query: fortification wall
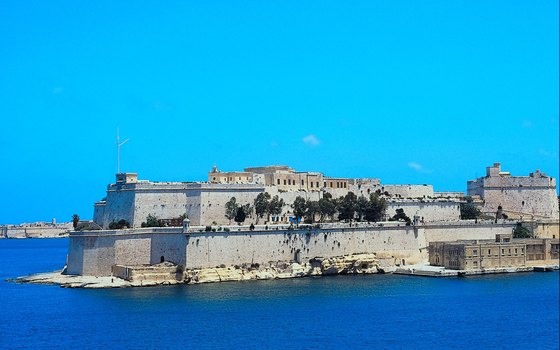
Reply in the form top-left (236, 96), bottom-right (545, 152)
top-left (184, 226), bottom-right (422, 269)
top-left (477, 188), bottom-right (559, 219)
top-left (387, 201), bottom-right (460, 222)
top-left (199, 187), bottom-right (264, 225)
top-left (67, 222), bottom-right (520, 276)
top-left (101, 189), bottom-right (136, 229)
top-left (67, 229), bottom-right (187, 276)
top-left (421, 222), bottom-right (516, 246)
top-left (382, 185), bottom-right (434, 198)
top-left (133, 190), bottom-right (189, 227)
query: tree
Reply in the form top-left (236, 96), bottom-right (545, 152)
top-left (72, 214), bottom-right (80, 230)
top-left (142, 214), bottom-right (163, 227)
top-left (110, 219), bottom-right (130, 229)
top-left (513, 223), bottom-right (532, 238)
top-left (318, 194), bottom-right (336, 222)
top-left (234, 207), bottom-right (246, 224)
top-left (292, 196), bottom-right (307, 223)
top-left (460, 197), bottom-right (482, 220)
top-left (304, 200), bottom-right (320, 224)
top-left (364, 193), bottom-right (387, 222)
top-left (267, 195), bottom-right (285, 220)
top-left (356, 196), bottom-right (369, 221)
top-left (254, 192), bottom-right (271, 224)
top-left (242, 203), bottom-right (253, 219)
top-left (337, 192), bottom-right (358, 222)
top-left (225, 197), bottom-right (238, 224)
top-left (389, 208), bottom-right (411, 225)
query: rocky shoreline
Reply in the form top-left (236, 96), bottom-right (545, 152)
top-left (13, 253), bottom-right (397, 288)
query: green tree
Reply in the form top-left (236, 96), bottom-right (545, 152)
top-left (234, 207), bottom-right (246, 224)
top-left (305, 200), bottom-right (320, 223)
top-left (72, 214), bottom-right (80, 230)
top-left (254, 192), bottom-right (271, 224)
top-left (225, 197), bottom-right (238, 224)
top-left (267, 195), bottom-right (285, 219)
top-left (318, 193), bottom-right (336, 222)
top-left (242, 203), bottom-right (253, 219)
top-left (364, 193), bottom-right (387, 222)
top-left (337, 192), bottom-right (357, 222)
top-left (356, 196), bottom-right (369, 221)
top-left (389, 208), bottom-right (411, 225)
top-left (292, 196), bottom-right (307, 223)
top-left (460, 197), bottom-right (482, 220)
top-left (513, 223), bottom-right (532, 238)
top-left (110, 219), bottom-right (131, 229)
top-left (142, 214), bottom-right (163, 227)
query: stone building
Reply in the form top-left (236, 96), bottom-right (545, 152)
top-left (467, 163), bottom-right (559, 220)
top-left (93, 165), bottom-right (469, 229)
top-left (429, 233), bottom-right (559, 271)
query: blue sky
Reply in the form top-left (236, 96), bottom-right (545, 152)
top-left (0, 1), bottom-right (558, 224)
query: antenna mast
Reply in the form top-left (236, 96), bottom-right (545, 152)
top-left (116, 127), bottom-right (129, 174)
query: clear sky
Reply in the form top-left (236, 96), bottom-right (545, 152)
top-left (0, 1), bottom-right (558, 224)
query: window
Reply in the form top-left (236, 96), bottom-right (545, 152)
top-left (284, 180), bottom-right (286, 185)
top-left (502, 249), bottom-right (505, 255)
top-left (473, 249), bottom-right (478, 257)
top-left (515, 248), bottom-right (518, 254)
top-left (473, 261), bottom-right (478, 268)
top-left (488, 249), bottom-right (491, 255)
top-left (302, 180), bottom-right (305, 186)
top-left (344, 182), bottom-right (347, 188)
top-left (330, 182), bottom-right (333, 187)
top-left (277, 179), bottom-right (280, 185)
top-left (317, 182), bottom-right (319, 187)
top-left (310, 181), bottom-right (313, 187)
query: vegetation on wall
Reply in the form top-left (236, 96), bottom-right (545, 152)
top-left (389, 208), bottom-right (412, 226)
top-left (513, 223), bottom-right (532, 238)
top-left (109, 219), bottom-right (131, 229)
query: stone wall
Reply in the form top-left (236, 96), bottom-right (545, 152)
top-left (67, 229), bottom-right (187, 276)
top-left (66, 222), bottom-right (517, 276)
top-left (467, 164), bottom-right (559, 219)
top-left (386, 201), bottom-right (460, 222)
top-left (381, 185), bottom-right (434, 198)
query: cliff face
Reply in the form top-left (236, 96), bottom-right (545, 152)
top-left (184, 253), bottom-right (393, 284)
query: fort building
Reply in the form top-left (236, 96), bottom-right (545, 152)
top-left (467, 163), bottom-right (559, 220)
top-left (428, 233), bottom-right (560, 271)
top-left (94, 165), bottom-right (467, 229)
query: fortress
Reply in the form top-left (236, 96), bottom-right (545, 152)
top-left (93, 165), bottom-right (464, 228)
top-left (63, 163), bottom-right (558, 282)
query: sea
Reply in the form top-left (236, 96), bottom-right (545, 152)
top-left (0, 238), bottom-right (558, 349)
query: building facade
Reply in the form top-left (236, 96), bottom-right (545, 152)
top-left (467, 163), bottom-right (559, 220)
top-left (429, 233), bottom-right (559, 271)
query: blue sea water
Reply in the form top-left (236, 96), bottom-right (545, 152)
top-left (0, 239), bottom-right (558, 349)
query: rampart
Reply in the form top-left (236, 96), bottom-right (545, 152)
top-left (66, 221), bottom-right (517, 276)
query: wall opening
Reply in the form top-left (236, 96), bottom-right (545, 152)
top-left (160, 256), bottom-right (165, 263)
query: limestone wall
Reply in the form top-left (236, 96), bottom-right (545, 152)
top-left (421, 222), bottom-right (516, 247)
top-left (67, 229), bottom-right (187, 276)
top-left (386, 201), bottom-right (460, 222)
top-left (382, 185), bottom-right (434, 198)
top-left (199, 186), bottom-right (264, 225)
top-left (67, 221), bottom-right (520, 276)
top-left (184, 226), bottom-right (422, 269)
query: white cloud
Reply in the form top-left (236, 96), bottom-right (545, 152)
top-left (302, 134), bottom-right (320, 146)
top-left (408, 162), bottom-right (423, 171)
top-left (408, 161), bottom-right (432, 174)
top-left (538, 149), bottom-right (557, 158)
